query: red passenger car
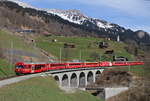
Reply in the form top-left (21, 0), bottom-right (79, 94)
top-left (15, 61), bottom-right (144, 75)
top-left (15, 62), bottom-right (47, 75)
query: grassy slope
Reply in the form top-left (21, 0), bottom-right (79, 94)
top-left (0, 30), bottom-right (45, 78)
top-left (0, 77), bottom-right (101, 101)
top-left (36, 35), bottom-right (146, 76)
top-left (36, 35), bottom-right (132, 61)
top-left (127, 65), bottom-right (145, 77)
top-left (36, 36), bottom-right (146, 76)
top-left (0, 30), bottom-right (143, 78)
top-left (107, 65), bottom-right (145, 77)
top-left (0, 59), bottom-right (14, 79)
top-left (0, 30), bottom-right (40, 53)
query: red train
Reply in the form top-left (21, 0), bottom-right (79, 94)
top-left (15, 61), bottom-right (144, 75)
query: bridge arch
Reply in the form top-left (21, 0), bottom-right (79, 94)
top-left (62, 74), bottom-right (69, 87)
top-left (87, 71), bottom-right (94, 85)
top-left (54, 75), bottom-right (60, 85)
top-left (95, 70), bottom-right (101, 82)
top-left (79, 72), bottom-right (86, 87)
top-left (96, 70), bottom-right (101, 76)
top-left (70, 73), bottom-right (77, 87)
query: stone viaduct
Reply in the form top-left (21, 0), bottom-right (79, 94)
top-left (51, 68), bottom-right (104, 88)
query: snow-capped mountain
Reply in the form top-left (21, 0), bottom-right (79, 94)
top-left (47, 9), bottom-right (113, 28)
top-left (46, 9), bottom-right (127, 33)
top-left (1, 0), bottom-right (150, 44)
top-left (3, 0), bottom-right (126, 33)
top-left (47, 9), bottom-right (87, 24)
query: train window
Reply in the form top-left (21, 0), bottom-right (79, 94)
top-left (16, 65), bottom-right (24, 68)
top-left (35, 65), bottom-right (41, 70)
top-left (28, 65), bottom-right (31, 68)
top-left (35, 65), bottom-right (45, 70)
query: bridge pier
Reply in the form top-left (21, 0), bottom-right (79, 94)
top-left (93, 72), bottom-right (96, 83)
top-left (77, 75), bottom-right (80, 87)
top-left (85, 73), bottom-right (88, 86)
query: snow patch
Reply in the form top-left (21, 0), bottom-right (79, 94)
top-left (97, 21), bottom-right (113, 29)
top-left (47, 9), bottom-right (87, 24)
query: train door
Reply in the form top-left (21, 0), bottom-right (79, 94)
top-left (31, 65), bottom-right (35, 73)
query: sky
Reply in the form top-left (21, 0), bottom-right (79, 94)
top-left (20, 0), bottom-right (150, 34)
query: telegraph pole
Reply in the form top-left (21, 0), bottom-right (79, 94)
top-left (79, 50), bottom-right (82, 62)
top-left (59, 48), bottom-right (62, 63)
top-left (99, 54), bottom-right (101, 62)
top-left (10, 40), bottom-right (13, 74)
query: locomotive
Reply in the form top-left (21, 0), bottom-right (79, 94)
top-left (15, 61), bottom-right (144, 75)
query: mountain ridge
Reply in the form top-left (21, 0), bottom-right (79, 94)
top-left (0, 0), bottom-right (150, 44)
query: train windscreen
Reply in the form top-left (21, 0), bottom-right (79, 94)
top-left (16, 65), bottom-right (24, 68)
